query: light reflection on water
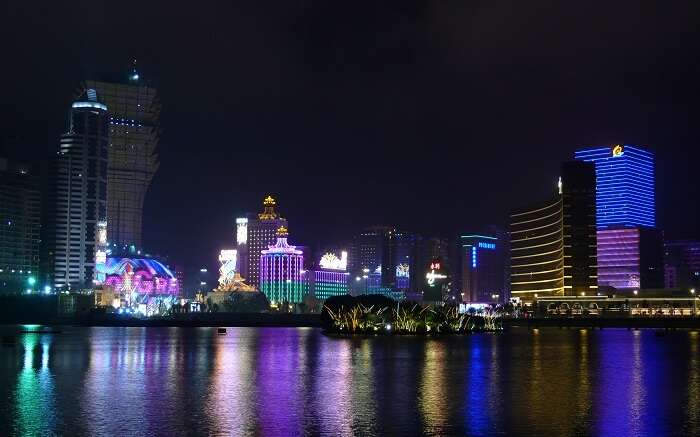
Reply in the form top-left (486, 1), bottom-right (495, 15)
top-left (1, 327), bottom-right (699, 436)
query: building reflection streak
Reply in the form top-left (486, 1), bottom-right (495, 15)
top-left (255, 328), bottom-right (304, 436)
top-left (207, 328), bottom-right (256, 435)
top-left (575, 329), bottom-right (592, 429)
top-left (487, 334), bottom-right (502, 431)
top-left (420, 339), bottom-right (448, 434)
top-left (466, 335), bottom-right (488, 435)
top-left (81, 328), bottom-right (148, 436)
top-left (685, 331), bottom-right (700, 435)
top-left (629, 330), bottom-right (645, 436)
top-left (13, 334), bottom-right (57, 436)
top-left (350, 339), bottom-right (377, 435)
top-left (313, 336), bottom-right (352, 436)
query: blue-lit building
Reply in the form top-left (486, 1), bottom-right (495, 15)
top-left (574, 145), bottom-right (663, 292)
top-left (574, 145), bottom-right (655, 229)
top-left (460, 234), bottom-right (507, 303)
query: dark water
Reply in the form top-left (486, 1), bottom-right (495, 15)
top-left (1, 326), bottom-right (699, 437)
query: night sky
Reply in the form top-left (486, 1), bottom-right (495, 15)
top-left (2, 1), bottom-right (699, 276)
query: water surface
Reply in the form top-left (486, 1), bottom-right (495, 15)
top-left (0, 326), bottom-right (698, 436)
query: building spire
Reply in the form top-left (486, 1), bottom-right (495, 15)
top-left (129, 59), bottom-right (140, 82)
top-left (258, 195), bottom-right (279, 220)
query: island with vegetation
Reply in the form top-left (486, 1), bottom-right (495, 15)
top-left (321, 294), bottom-right (502, 335)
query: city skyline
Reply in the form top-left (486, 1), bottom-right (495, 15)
top-left (2, 1), bottom-right (699, 280)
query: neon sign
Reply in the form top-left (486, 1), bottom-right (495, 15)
top-left (396, 263), bottom-right (410, 278)
top-left (426, 260), bottom-right (446, 287)
top-left (98, 257), bottom-right (180, 296)
top-left (236, 218), bottom-right (248, 245)
top-left (319, 251), bottom-right (348, 271)
top-left (218, 249), bottom-right (238, 286)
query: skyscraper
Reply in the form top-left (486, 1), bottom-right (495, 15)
top-left (510, 162), bottom-right (597, 301)
top-left (459, 234), bottom-right (506, 303)
top-left (351, 226), bottom-right (419, 291)
top-left (664, 240), bottom-right (700, 290)
top-left (510, 196), bottom-right (565, 300)
top-left (260, 226), bottom-right (304, 305)
top-left (81, 64), bottom-right (160, 247)
top-left (561, 161), bottom-right (598, 296)
top-left (239, 196), bottom-right (287, 287)
top-left (574, 145), bottom-right (662, 292)
top-left (597, 227), bottom-right (664, 291)
top-left (0, 158), bottom-right (41, 294)
top-left (574, 145), bottom-right (655, 228)
top-left (51, 92), bottom-right (109, 290)
top-left (308, 251), bottom-right (350, 301)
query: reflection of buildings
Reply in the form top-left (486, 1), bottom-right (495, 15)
top-left (575, 145), bottom-right (662, 292)
top-left (459, 234), bottom-right (506, 303)
top-left (0, 157), bottom-right (40, 293)
top-left (51, 91), bottom-right (109, 290)
top-left (81, 65), bottom-right (160, 247)
top-left (260, 226), bottom-right (304, 304)
top-left (239, 196), bottom-right (287, 287)
top-left (664, 240), bottom-right (700, 290)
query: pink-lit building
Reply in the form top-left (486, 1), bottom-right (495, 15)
top-left (597, 227), bottom-right (664, 292)
top-left (260, 226), bottom-right (304, 304)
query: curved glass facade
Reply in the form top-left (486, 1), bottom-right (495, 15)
top-left (510, 197), bottom-right (564, 299)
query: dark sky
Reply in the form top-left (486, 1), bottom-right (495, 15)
top-left (2, 1), bottom-right (699, 276)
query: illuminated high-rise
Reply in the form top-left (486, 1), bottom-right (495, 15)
top-left (260, 226), bottom-right (304, 304)
top-left (597, 227), bottom-right (664, 291)
top-left (307, 251), bottom-right (350, 301)
top-left (51, 92), bottom-right (109, 290)
top-left (240, 196), bottom-right (287, 287)
top-left (574, 145), bottom-right (662, 292)
top-left (574, 145), bottom-right (655, 229)
top-left (510, 196), bottom-right (565, 300)
top-left (459, 234), bottom-right (506, 303)
top-left (0, 158), bottom-right (40, 293)
top-left (81, 64), bottom-right (160, 247)
top-left (664, 240), bottom-right (700, 290)
top-left (351, 226), bottom-right (419, 292)
top-left (510, 162), bottom-right (597, 301)
top-left (561, 161), bottom-right (598, 296)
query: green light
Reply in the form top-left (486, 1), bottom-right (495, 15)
top-left (27, 277), bottom-right (36, 286)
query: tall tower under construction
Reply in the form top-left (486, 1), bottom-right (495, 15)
top-left (80, 62), bottom-right (160, 247)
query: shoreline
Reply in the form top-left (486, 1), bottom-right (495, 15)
top-left (3, 314), bottom-right (700, 329)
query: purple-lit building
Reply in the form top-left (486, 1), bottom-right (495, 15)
top-left (664, 240), bottom-right (700, 290)
top-left (260, 226), bottom-right (304, 304)
top-left (597, 227), bottom-right (664, 292)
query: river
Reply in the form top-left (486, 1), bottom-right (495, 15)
top-left (0, 326), bottom-right (697, 436)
